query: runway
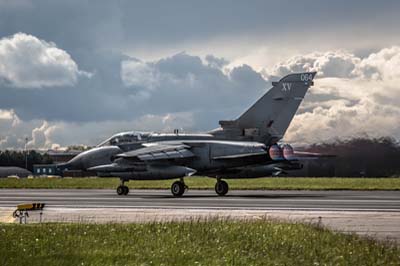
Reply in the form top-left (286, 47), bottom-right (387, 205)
top-left (0, 189), bottom-right (399, 211)
top-left (0, 189), bottom-right (399, 243)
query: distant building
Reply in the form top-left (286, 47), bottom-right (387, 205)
top-left (32, 164), bottom-right (95, 177)
top-left (33, 164), bottom-right (60, 176)
top-left (0, 167), bottom-right (32, 178)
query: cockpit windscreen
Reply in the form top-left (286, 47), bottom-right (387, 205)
top-left (97, 131), bottom-right (150, 147)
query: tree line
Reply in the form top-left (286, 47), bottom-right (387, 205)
top-left (0, 150), bottom-right (53, 172)
top-left (302, 137), bottom-right (400, 177)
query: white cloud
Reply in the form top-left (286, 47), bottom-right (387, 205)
top-left (280, 47), bottom-right (400, 145)
top-left (264, 50), bottom-right (360, 79)
top-left (121, 59), bottom-right (159, 89)
top-left (0, 109), bottom-right (62, 149)
top-left (0, 109), bottom-right (20, 127)
top-left (353, 46), bottom-right (400, 80)
top-left (0, 108), bottom-right (32, 149)
top-left (27, 121), bottom-right (60, 149)
top-left (0, 33), bottom-right (90, 89)
top-left (264, 47), bottom-right (400, 81)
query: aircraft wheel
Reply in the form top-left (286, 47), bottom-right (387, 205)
top-left (117, 185), bottom-right (129, 196)
top-left (171, 181), bottom-right (185, 197)
top-left (117, 185), bottom-right (125, 195)
top-left (123, 186), bottom-right (129, 195)
top-left (215, 180), bottom-right (229, 196)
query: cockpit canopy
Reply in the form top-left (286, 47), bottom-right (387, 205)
top-left (97, 131), bottom-right (151, 147)
top-left (97, 130), bottom-right (215, 148)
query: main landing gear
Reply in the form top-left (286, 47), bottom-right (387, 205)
top-left (170, 178), bottom-right (229, 197)
top-left (116, 180), bottom-right (129, 195)
top-left (215, 180), bottom-right (229, 196)
top-left (171, 178), bottom-right (188, 197)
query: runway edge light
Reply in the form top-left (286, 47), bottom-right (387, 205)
top-left (16, 203), bottom-right (45, 211)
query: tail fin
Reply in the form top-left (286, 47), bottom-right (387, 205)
top-left (213, 72), bottom-right (316, 145)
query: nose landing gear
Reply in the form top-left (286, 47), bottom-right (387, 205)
top-left (215, 180), bottom-right (229, 196)
top-left (171, 178), bottom-right (188, 197)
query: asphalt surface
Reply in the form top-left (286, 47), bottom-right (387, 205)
top-left (1, 189), bottom-right (400, 242)
top-left (0, 189), bottom-right (399, 211)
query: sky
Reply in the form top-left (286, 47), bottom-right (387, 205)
top-left (1, 0), bottom-right (400, 149)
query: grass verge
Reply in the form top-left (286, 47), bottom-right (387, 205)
top-left (1, 221), bottom-right (399, 266)
top-left (0, 177), bottom-right (400, 190)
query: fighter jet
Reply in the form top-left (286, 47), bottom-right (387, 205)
top-left (60, 72), bottom-right (316, 196)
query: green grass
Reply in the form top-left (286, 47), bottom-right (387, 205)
top-left (0, 221), bottom-right (399, 266)
top-left (1, 177), bottom-right (400, 190)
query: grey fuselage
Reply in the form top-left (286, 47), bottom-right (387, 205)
top-left (65, 140), bottom-right (274, 179)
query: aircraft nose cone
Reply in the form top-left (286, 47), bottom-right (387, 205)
top-left (65, 153), bottom-right (84, 170)
top-left (66, 149), bottom-right (99, 170)
top-left (64, 146), bottom-right (123, 171)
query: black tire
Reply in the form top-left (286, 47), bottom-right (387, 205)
top-left (123, 186), bottom-right (129, 195)
top-left (117, 185), bottom-right (125, 195)
top-left (215, 180), bottom-right (229, 196)
top-left (171, 181), bottom-right (185, 197)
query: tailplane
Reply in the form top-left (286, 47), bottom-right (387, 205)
top-left (211, 72), bottom-right (316, 145)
